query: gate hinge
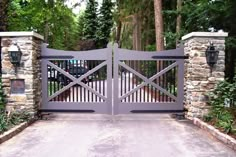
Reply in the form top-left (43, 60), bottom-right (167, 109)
top-left (38, 56), bottom-right (74, 59)
top-left (152, 56), bottom-right (189, 59)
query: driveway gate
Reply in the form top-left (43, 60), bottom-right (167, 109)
top-left (40, 43), bottom-right (185, 114)
top-left (41, 44), bottom-right (113, 114)
top-left (113, 44), bottom-right (185, 114)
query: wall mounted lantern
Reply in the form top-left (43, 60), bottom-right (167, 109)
top-left (8, 43), bottom-right (22, 66)
top-left (205, 43), bottom-right (219, 70)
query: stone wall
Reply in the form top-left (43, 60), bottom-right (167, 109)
top-left (0, 32), bottom-right (44, 116)
top-left (182, 32), bottom-right (228, 119)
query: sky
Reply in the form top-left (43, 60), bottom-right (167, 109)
top-left (65, 0), bottom-right (86, 14)
top-left (65, 0), bottom-right (104, 14)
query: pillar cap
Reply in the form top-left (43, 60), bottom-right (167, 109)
top-left (0, 31), bottom-right (44, 40)
top-left (182, 32), bottom-right (228, 41)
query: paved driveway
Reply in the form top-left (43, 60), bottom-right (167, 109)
top-left (0, 114), bottom-right (235, 157)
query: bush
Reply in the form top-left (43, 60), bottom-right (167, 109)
top-left (0, 77), bottom-right (6, 111)
top-left (206, 77), bottom-right (236, 134)
top-left (0, 113), bottom-right (8, 133)
top-left (0, 111), bottom-right (31, 134)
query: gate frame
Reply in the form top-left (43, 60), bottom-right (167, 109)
top-left (40, 43), bottom-right (113, 114)
top-left (113, 43), bottom-right (185, 114)
top-left (40, 43), bottom-right (185, 115)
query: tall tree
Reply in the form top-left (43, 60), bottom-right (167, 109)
top-left (224, 0), bottom-right (236, 80)
top-left (0, 0), bottom-right (9, 31)
top-left (96, 0), bottom-right (113, 48)
top-left (77, 11), bottom-right (86, 40)
top-left (7, 0), bottom-right (77, 50)
top-left (114, 0), bottom-right (153, 50)
top-left (176, 0), bottom-right (182, 46)
top-left (154, 0), bottom-right (164, 51)
top-left (83, 0), bottom-right (98, 40)
top-left (0, 0), bottom-right (10, 76)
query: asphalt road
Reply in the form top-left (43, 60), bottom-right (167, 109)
top-left (0, 114), bottom-right (235, 157)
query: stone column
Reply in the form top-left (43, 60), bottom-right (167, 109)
top-left (182, 32), bottom-right (228, 119)
top-left (0, 32), bottom-right (44, 116)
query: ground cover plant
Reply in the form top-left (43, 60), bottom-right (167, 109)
top-left (0, 77), bottom-right (31, 134)
top-left (205, 77), bottom-right (236, 136)
top-left (0, 111), bottom-right (31, 134)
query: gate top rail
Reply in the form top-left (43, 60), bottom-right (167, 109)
top-left (114, 43), bottom-right (185, 61)
top-left (40, 43), bottom-right (112, 60)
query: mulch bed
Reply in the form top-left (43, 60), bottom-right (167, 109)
top-left (205, 120), bottom-right (236, 139)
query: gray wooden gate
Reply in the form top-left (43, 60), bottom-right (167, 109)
top-left (113, 44), bottom-right (185, 114)
top-left (41, 44), bottom-right (113, 114)
top-left (40, 43), bottom-right (185, 114)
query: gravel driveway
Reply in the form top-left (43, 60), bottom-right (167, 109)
top-left (0, 114), bottom-right (235, 157)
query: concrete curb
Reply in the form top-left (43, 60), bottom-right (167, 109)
top-left (0, 119), bottom-right (35, 144)
top-left (193, 118), bottom-right (236, 151)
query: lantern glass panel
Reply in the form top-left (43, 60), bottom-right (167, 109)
top-left (9, 51), bottom-right (22, 64)
top-left (205, 43), bottom-right (219, 68)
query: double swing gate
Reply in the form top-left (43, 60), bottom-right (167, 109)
top-left (41, 43), bottom-right (185, 115)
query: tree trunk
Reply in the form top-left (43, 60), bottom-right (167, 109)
top-left (144, 8), bottom-right (151, 50)
top-left (132, 14), bottom-right (142, 51)
top-left (132, 14), bottom-right (137, 50)
top-left (136, 14), bottom-right (142, 51)
top-left (0, 0), bottom-right (9, 75)
top-left (116, 21), bottom-right (122, 46)
top-left (154, 0), bottom-right (164, 101)
top-left (154, 0), bottom-right (164, 51)
top-left (0, 0), bottom-right (9, 31)
top-left (116, 0), bottom-right (122, 47)
top-left (44, 21), bottom-right (49, 43)
top-left (176, 0), bottom-right (182, 47)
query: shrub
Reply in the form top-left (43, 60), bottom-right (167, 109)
top-left (0, 113), bottom-right (8, 133)
top-left (206, 77), bottom-right (236, 134)
top-left (0, 77), bottom-right (6, 111)
top-left (0, 111), bottom-right (31, 134)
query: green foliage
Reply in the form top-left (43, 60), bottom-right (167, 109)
top-left (206, 77), bottom-right (236, 134)
top-left (0, 78), bottom-right (6, 111)
top-left (77, 0), bottom-right (114, 49)
top-left (215, 111), bottom-right (234, 133)
top-left (96, 0), bottom-right (113, 48)
top-left (77, 11), bottom-right (86, 40)
top-left (0, 110), bottom-right (31, 134)
top-left (83, 0), bottom-right (98, 41)
top-left (0, 113), bottom-right (8, 133)
top-left (7, 111), bottom-right (31, 125)
top-left (145, 44), bottom-right (156, 51)
top-left (8, 0), bottom-right (77, 50)
top-left (119, 24), bottom-right (133, 49)
top-left (208, 77), bottom-right (236, 108)
top-left (114, 0), bottom-right (154, 49)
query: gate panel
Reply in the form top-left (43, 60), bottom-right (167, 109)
top-left (113, 44), bottom-right (185, 114)
top-left (41, 43), bottom-right (185, 115)
top-left (41, 44), bottom-right (112, 114)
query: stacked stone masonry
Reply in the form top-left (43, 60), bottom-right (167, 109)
top-left (0, 32), bottom-right (43, 116)
top-left (182, 32), bottom-right (228, 119)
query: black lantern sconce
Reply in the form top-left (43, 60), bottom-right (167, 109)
top-left (8, 43), bottom-right (22, 67)
top-left (205, 43), bottom-right (219, 71)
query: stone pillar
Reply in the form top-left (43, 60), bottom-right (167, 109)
top-left (0, 32), bottom-right (44, 116)
top-left (182, 32), bottom-right (228, 119)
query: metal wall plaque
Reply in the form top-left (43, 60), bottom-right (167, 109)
top-left (11, 79), bottom-right (25, 94)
